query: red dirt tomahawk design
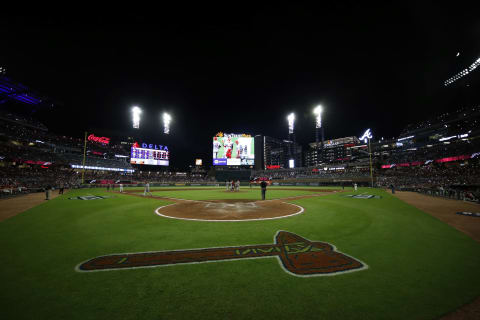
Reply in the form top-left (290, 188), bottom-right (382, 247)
top-left (77, 231), bottom-right (367, 276)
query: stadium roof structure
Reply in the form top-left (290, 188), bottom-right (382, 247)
top-left (0, 75), bottom-right (54, 107)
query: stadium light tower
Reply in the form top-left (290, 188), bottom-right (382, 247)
top-left (287, 113), bottom-right (295, 134)
top-left (163, 112), bottom-right (172, 134)
top-left (287, 113), bottom-right (296, 168)
top-left (360, 128), bottom-right (374, 187)
top-left (313, 105), bottom-right (324, 165)
top-left (132, 106), bottom-right (142, 129)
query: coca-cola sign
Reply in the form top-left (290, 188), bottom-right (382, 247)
top-left (88, 134), bottom-right (110, 145)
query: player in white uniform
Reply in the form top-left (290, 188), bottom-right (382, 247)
top-left (354, 183), bottom-right (358, 191)
top-left (144, 182), bottom-right (152, 196)
top-left (213, 137), bottom-right (222, 159)
top-left (236, 142), bottom-right (242, 158)
top-left (119, 183), bottom-right (124, 193)
top-left (237, 138), bottom-right (249, 164)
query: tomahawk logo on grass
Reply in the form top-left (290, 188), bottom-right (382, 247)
top-left (76, 231), bottom-right (367, 277)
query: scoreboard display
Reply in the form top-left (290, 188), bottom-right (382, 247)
top-left (213, 134), bottom-right (254, 166)
top-left (130, 146), bottom-right (169, 166)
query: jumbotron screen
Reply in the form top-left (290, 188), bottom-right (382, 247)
top-left (130, 146), bottom-right (169, 166)
top-left (213, 135), bottom-right (254, 166)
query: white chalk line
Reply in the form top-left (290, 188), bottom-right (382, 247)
top-left (154, 201), bottom-right (305, 222)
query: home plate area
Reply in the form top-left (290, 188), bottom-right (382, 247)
top-left (155, 199), bottom-right (304, 221)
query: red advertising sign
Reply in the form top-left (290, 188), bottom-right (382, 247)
top-left (435, 155), bottom-right (471, 163)
top-left (23, 160), bottom-right (52, 166)
top-left (397, 163), bottom-right (410, 167)
top-left (88, 134), bottom-right (110, 145)
top-left (381, 154), bottom-right (472, 169)
top-left (266, 165), bottom-right (281, 169)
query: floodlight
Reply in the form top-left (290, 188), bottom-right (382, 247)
top-left (287, 113), bottom-right (295, 134)
top-left (313, 105), bottom-right (323, 128)
top-left (132, 106), bottom-right (142, 129)
top-left (313, 105), bottom-right (323, 115)
top-left (163, 112), bottom-right (171, 134)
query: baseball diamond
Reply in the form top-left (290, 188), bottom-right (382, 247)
top-left (2, 9), bottom-right (480, 320)
top-left (2, 186), bottom-right (480, 320)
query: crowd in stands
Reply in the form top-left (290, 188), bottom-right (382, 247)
top-left (382, 139), bottom-right (480, 164)
top-left (251, 166), bottom-right (371, 181)
top-left (1, 166), bottom-right (80, 197)
top-left (0, 164), bottom-right (214, 198)
top-left (376, 161), bottom-right (480, 189)
top-left (0, 110), bottom-right (48, 131)
top-left (1, 109), bottom-right (480, 200)
top-left (399, 105), bottom-right (479, 137)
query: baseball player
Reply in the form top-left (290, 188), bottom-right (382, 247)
top-left (224, 137), bottom-right (234, 159)
top-left (213, 137), bottom-right (222, 159)
top-left (119, 183), bottom-right (124, 193)
top-left (235, 140), bottom-right (242, 158)
top-left (144, 182), bottom-right (152, 196)
top-left (354, 183), bottom-right (357, 192)
top-left (237, 138), bottom-right (249, 163)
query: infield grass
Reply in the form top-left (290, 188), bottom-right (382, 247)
top-left (1, 186), bottom-right (480, 320)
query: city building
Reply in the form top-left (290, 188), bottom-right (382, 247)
top-left (254, 135), bottom-right (302, 170)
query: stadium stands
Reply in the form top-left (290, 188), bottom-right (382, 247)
top-left (1, 103), bottom-right (479, 199)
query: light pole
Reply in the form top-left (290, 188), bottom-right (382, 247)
top-left (360, 129), bottom-right (374, 187)
top-left (163, 112), bottom-right (171, 134)
top-left (313, 105), bottom-right (324, 165)
top-left (132, 106), bottom-right (142, 129)
top-left (287, 113), bottom-right (295, 168)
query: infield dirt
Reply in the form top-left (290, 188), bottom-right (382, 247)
top-left (392, 191), bottom-right (480, 242)
top-left (0, 191), bottom-right (63, 222)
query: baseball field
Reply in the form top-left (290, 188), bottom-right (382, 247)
top-left (1, 186), bottom-right (480, 319)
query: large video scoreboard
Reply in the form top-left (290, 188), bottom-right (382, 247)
top-left (130, 143), bottom-right (169, 166)
top-left (213, 133), bottom-right (254, 166)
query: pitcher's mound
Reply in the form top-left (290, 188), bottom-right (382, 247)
top-left (155, 199), bottom-right (303, 221)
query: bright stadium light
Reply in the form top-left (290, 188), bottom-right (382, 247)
top-left (313, 105), bottom-right (323, 128)
top-left (287, 113), bottom-right (295, 134)
top-left (132, 106), bottom-right (142, 129)
top-left (444, 57), bottom-right (480, 86)
top-left (163, 112), bottom-right (172, 134)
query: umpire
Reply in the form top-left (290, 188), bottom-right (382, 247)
top-left (260, 180), bottom-right (267, 200)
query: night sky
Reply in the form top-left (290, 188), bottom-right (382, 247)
top-left (2, 5), bottom-right (480, 170)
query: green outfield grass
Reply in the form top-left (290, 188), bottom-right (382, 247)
top-left (1, 187), bottom-right (480, 320)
